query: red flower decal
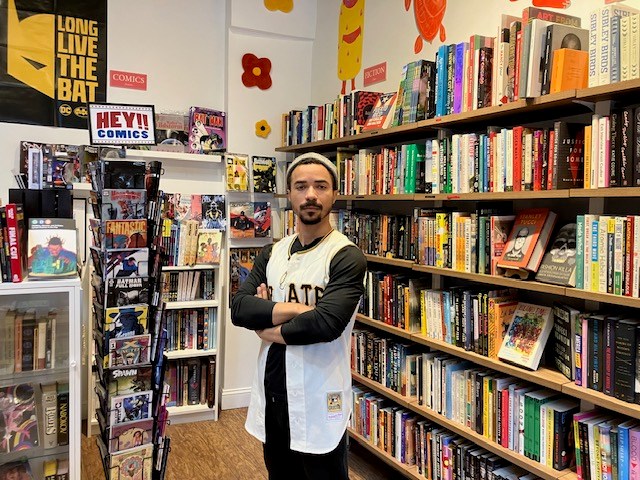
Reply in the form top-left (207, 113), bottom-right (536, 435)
top-left (242, 54), bottom-right (272, 90)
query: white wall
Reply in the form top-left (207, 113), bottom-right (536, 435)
top-left (311, 0), bottom-right (640, 106)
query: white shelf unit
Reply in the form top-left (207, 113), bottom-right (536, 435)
top-left (164, 299), bottom-right (219, 310)
top-left (0, 278), bottom-right (82, 480)
top-left (124, 149), bottom-right (223, 164)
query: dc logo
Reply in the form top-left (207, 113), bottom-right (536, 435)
top-left (74, 106), bottom-right (88, 117)
top-left (59, 104), bottom-right (72, 116)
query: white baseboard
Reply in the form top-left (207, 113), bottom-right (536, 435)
top-left (221, 387), bottom-right (251, 410)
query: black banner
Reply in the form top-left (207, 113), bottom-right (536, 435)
top-left (0, 0), bottom-right (107, 128)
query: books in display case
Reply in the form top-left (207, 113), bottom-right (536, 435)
top-left (0, 383), bottom-right (39, 453)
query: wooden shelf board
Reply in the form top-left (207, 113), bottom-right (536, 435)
top-left (352, 372), bottom-right (412, 408)
top-left (562, 383), bottom-right (640, 420)
top-left (347, 428), bottom-right (422, 480)
top-left (410, 334), bottom-right (567, 392)
top-left (124, 149), bottom-right (223, 163)
top-left (406, 403), bottom-right (573, 480)
top-left (411, 265), bottom-right (566, 295)
top-left (569, 187), bottom-right (640, 198)
top-left (355, 314), bottom-right (414, 340)
top-left (429, 190), bottom-right (570, 201)
top-left (340, 194), bottom-right (415, 201)
top-left (563, 288), bottom-right (640, 308)
top-left (364, 254), bottom-right (414, 269)
top-left (576, 78), bottom-right (640, 101)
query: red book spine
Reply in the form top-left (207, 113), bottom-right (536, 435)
top-left (5, 203), bottom-right (23, 282)
top-left (533, 130), bottom-right (543, 191)
top-left (489, 131), bottom-right (497, 192)
top-left (513, 126), bottom-right (524, 192)
top-left (501, 389), bottom-right (510, 447)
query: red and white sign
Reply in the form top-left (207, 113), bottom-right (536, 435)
top-left (363, 62), bottom-right (387, 87)
top-left (88, 103), bottom-right (156, 145)
top-left (110, 70), bottom-right (148, 91)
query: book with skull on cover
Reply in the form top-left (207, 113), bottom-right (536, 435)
top-left (535, 223), bottom-right (577, 287)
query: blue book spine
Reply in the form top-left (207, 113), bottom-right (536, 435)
top-left (576, 215), bottom-right (585, 289)
top-left (436, 45), bottom-right (448, 117)
top-left (619, 423), bottom-right (631, 480)
top-left (454, 43), bottom-right (465, 114)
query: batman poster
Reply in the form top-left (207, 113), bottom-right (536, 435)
top-left (0, 0), bottom-right (107, 128)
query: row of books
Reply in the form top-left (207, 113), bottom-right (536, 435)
top-left (160, 270), bottom-right (215, 303)
top-left (0, 382), bottom-right (68, 454)
top-left (160, 219), bottom-right (222, 267)
top-left (351, 386), bottom-right (538, 479)
top-left (165, 356), bottom-right (216, 408)
top-left (0, 308), bottom-right (61, 375)
top-left (164, 307), bottom-right (217, 353)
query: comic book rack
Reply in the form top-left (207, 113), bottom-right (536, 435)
top-left (88, 159), bottom-right (171, 480)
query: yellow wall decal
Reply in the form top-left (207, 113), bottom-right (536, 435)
top-left (337, 0), bottom-right (365, 95)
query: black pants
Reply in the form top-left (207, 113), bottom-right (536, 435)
top-left (263, 393), bottom-right (349, 480)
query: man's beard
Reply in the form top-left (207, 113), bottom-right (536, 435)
top-left (299, 214), bottom-right (322, 225)
top-left (298, 201), bottom-right (324, 225)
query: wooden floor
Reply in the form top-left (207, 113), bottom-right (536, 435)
top-left (81, 408), bottom-right (406, 479)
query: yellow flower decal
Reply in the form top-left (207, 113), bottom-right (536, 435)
top-left (264, 0), bottom-right (293, 13)
top-left (256, 120), bottom-right (271, 138)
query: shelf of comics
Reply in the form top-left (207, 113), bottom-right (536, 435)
top-left (87, 159), bottom-right (171, 480)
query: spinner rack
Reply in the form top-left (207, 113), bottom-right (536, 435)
top-left (88, 158), bottom-right (171, 480)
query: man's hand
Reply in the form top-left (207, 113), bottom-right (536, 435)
top-left (256, 326), bottom-right (285, 344)
top-left (255, 283), bottom-right (270, 300)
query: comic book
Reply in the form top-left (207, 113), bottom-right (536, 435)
top-left (229, 248), bottom-right (261, 300)
top-left (252, 156), bottom-right (276, 193)
top-left (0, 460), bottom-right (34, 480)
top-left (104, 248), bottom-right (149, 279)
top-left (105, 219), bottom-right (148, 249)
top-left (191, 194), bottom-right (202, 222)
top-left (195, 229), bottom-right (223, 265)
top-left (225, 154), bottom-right (250, 192)
top-left (200, 194), bottom-right (226, 230)
top-left (110, 390), bottom-right (153, 426)
top-left (150, 113), bottom-right (189, 153)
top-left (106, 277), bottom-right (150, 308)
top-left (187, 106), bottom-right (226, 154)
top-left (109, 418), bottom-right (154, 453)
top-left (253, 202), bottom-right (271, 238)
top-left (27, 218), bottom-right (77, 279)
top-left (108, 334), bottom-right (152, 368)
top-left (103, 160), bottom-right (146, 189)
top-left (105, 366), bottom-right (153, 398)
top-left (0, 383), bottom-right (39, 453)
top-left (101, 189), bottom-right (147, 220)
top-left (109, 444), bottom-right (154, 480)
top-left (172, 193), bottom-right (192, 222)
top-left (102, 306), bottom-right (149, 353)
top-left (229, 202), bottom-right (255, 238)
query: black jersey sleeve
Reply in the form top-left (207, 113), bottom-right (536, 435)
top-left (230, 244), bottom-right (276, 330)
top-left (280, 245), bottom-right (366, 345)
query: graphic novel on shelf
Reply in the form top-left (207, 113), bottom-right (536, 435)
top-left (106, 277), bottom-right (150, 308)
top-left (229, 202), bottom-right (255, 238)
top-left (196, 229), bottom-right (222, 265)
top-left (188, 106), bottom-right (226, 154)
top-left (225, 154), bottom-right (249, 192)
top-left (201, 194), bottom-right (226, 230)
top-left (253, 202), bottom-right (272, 238)
top-left (0, 383), bottom-right (39, 453)
top-left (252, 156), bottom-right (276, 193)
top-left (27, 218), bottom-right (77, 279)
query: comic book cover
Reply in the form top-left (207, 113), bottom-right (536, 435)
top-left (200, 194), bottom-right (226, 230)
top-left (103, 160), bottom-right (146, 189)
top-left (150, 113), bottom-right (189, 153)
top-left (109, 444), bottom-right (153, 480)
top-left (172, 193), bottom-right (192, 222)
top-left (105, 220), bottom-right (147, 249)
top-left (187, 106), bottom-right (226, 154)
top-left (229, 248), bottom-right (261, 300)
top-left (27, 218), bottom-right (77, 279)
top-left (89, 218), bottom-right (102, 249)
top-left (252, 156), bottom-right (276, 193)
top-left (109, 390), bottom-right (153, 426)
top-left (195, 229), bottom-right (222, 265)
top-left (105, 366), bottom-right (153, 398)
top-left (106, 277), bottom-right (150, 307)
top-left (253, 202), bottom-right (271, 238)
top-left (108, 334), bottom-right (151, 368)
top-left (103, 306), bottom-right (149, 352)
top-left (109, 418), bottom-right (154, 453)
top-left (101, 189), bottom-right (147, 220)
top-left (225, 154), bottom-right (249, 192)
top-left (105, 248), bottom-right (149, 279)
top-left (0, 460), bottom-right (34, 480)
top-left (0, 383), bottom-right (39, 453)
top-left (191, 194), bottom-right (202, 222)
top-left (229, 202), bottom-right (255, 238)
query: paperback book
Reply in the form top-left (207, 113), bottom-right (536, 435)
top-left (253, 202), bottom-right (272, 238)
top-left (187, 106), bottom-right (226, 154)
top-left (195, 229), bottom-right (222, 265)
top-left (201, 194), bottom-right (226, 230)
top-left (225, 154), bottom-right (250, 192)
top-left (229, 202), bottom-right (255, 238)
top-left (27, 218), bottom-right (77, 279)
top-left (535, 223), bottom-right (577, 287)
top-left (101, 189), bottom-right (147, 220)
top-left (252, 156), bottom-right (276, 193)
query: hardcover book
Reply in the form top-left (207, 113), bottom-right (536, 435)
top-left (498, 302), bottom-right (554, 370)
top-left (27, 218), bottom-right (77, 279)
top-left (490, 215), bottom-right (516, 276)
top-left (352, 90), bottom-right (383, 134)
top-left (497, 208), bottom-right (557, 279)
top-left (187, 106), bottom-right (226, 154)
top-left (361, 92), bottom-right (398, 132)
top-left (535, 223), bottom-right (577, 287)
top-left (225, 154), bottom-right (250, 192)
top-left (251, 156), bottom-right (276, 193)
top-left (551, 303), bottom-right (580, 381)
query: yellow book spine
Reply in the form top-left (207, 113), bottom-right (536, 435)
top-left (420, 290), bottom-right (427, 336)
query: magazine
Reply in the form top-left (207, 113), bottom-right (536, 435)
top-left (187, 106), bottom-right (226, 154)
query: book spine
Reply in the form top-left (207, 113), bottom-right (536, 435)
top-left (5, 204), bottom-right (22, 282)
top-left (589, 9), bottom-right (600, 87)
top-left (612, 15), bottom-right (621, 83)
top-left (631, 14), bottom-right (640, 80)
top-left (57, 383), bottom-right (69, 446)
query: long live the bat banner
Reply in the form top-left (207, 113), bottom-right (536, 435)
top-left (0, 0), bottom-right (107, 128)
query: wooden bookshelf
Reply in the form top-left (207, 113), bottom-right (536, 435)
top-left (576, 78), bottom-right (640, 102)
top-left (364, 254), bottom-right (414, 269)
top-left (569, 187), bottom-right (640, 198)
top-left (562, 383), bottom-right (640, 420)
top-left (355, 313), bottom-right (414, 340)
top-left (563, 288), bottom-right (640, 308)
top-left (347, 428), bottom-right (422, 480)
top-left (341, 193), bottom-right (415, 201)
top-left (352, 372), bottom-right (575, 480)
